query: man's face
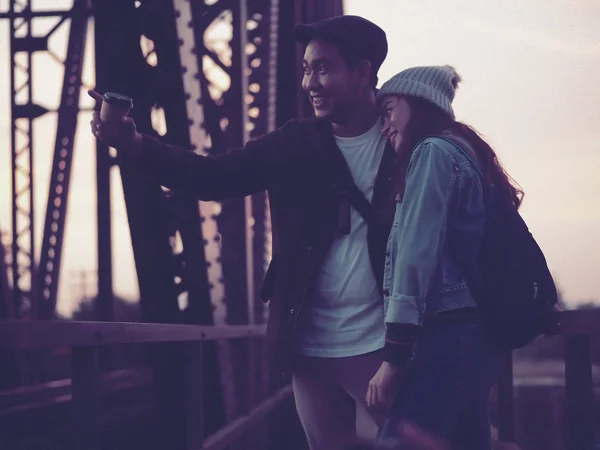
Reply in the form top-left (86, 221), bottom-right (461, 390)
top-left (301, 39), bottom-right (362, 121)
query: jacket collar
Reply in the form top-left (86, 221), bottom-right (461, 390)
top-left (303, 115), bottom-right (395, 179)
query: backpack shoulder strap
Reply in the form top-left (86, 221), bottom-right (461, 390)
top-left (340, 180), bottom-right (375, 226)
top-left (304, 119), bottom-right (376, 227)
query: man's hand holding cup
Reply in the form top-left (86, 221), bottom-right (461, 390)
top-left (88, 90), bottom-right (142, 155)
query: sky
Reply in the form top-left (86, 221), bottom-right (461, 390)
top-left (0, 0), bottom-right (599, 316)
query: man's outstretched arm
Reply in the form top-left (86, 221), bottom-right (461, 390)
top-left (89, 90), bottom-right (294, 201)
top-left (137, 130), bottom-right (289, 200)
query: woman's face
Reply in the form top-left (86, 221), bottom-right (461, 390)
top-left (380, 95), bottom-right (412, 152)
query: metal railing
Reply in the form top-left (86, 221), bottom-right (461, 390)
top-left (496, 309), bottom-right (598, 450)
top-left (0, 320), bottom-right (294, 450)
top-left (1, 309), bottom-right (598, 449)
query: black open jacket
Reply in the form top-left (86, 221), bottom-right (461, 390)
top-left (139, 116), bottom-right (396, 380)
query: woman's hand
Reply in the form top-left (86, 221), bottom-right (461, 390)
top-left (366, 361), bottom-right (403, 411)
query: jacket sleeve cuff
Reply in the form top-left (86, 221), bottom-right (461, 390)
top-left (385, 294), bottom-right (422, 325)
top-left (382, 323), bottom-right (421, 366)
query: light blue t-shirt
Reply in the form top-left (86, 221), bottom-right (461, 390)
top-left (296, 120), bottom-right (387, 357)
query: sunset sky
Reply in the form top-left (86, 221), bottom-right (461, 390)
top-left (0, 0), bottom-right (599, 317)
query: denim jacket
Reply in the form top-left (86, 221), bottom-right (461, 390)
top-left (383, 135), bottom-right (484, 326)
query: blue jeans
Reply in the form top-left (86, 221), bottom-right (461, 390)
top-left (379, 322), bottom-right (502, 450)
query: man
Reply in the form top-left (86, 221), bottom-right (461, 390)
top-left (90, 15), bottom-right (403, 449)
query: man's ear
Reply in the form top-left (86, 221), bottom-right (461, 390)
top-left (356, 59), bottom-right (373, 88)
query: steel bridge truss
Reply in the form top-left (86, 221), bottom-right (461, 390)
top-left (1, 0), bottom-right (91, 319)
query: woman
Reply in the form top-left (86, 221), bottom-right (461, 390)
top-left (365, 66), bottom-right (523, 449)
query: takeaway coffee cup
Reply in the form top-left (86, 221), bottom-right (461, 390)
top-left (99, 92), bottom-right (133, 139)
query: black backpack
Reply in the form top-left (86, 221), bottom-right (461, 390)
top-left (434, 136), bottom-right (559, 349)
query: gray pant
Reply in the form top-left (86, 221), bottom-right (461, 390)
top-left (292, 350), bottom-right (385, 450)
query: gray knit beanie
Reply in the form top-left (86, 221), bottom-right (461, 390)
top-left (377, 65), bottom-right (461, 118)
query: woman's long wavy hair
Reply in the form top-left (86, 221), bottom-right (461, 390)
top-left (387, 96), bottom-right (523, 216)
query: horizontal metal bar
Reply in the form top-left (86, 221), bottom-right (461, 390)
top-left (0, 367), bottom-right (144, 398)
top-left (200, 385), bottom-right (294, 450)
top-left (0, 368), bottom-right (152, 418)
top-left (0, 320), bottom-right (266, 350)
top-left (558, 309), bottom-right (600, 336)
top-left (0, 10), bottom-right (72, 19)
